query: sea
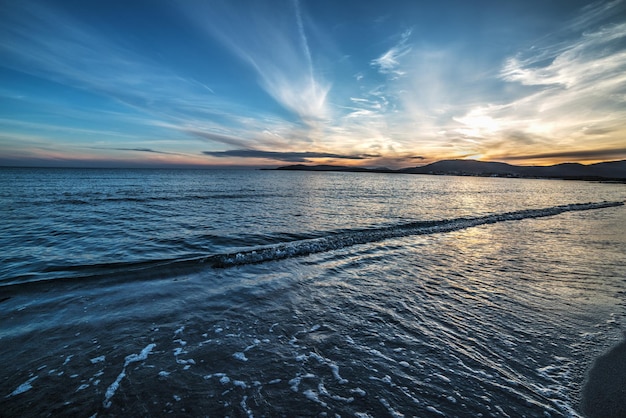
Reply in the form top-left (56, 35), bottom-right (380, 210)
top-left (0, 167), bottom-right (625, 417)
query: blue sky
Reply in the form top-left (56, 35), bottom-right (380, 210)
top-left (1, 0), bottom-right (625, 168)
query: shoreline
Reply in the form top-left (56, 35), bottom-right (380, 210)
top-left (581, 338), bottom-right (626, 417)
top-left (263, 160), bottom-right (626, 183)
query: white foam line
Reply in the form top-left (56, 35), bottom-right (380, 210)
top-left (233, 380), bottom-right (247, 389)
top-left (289, 376), bottom-right (301, 392)
top-left (7, 376), bottom-right (38, 397)
top-left (318, 382), bottom-right (354, 403)
top-left (90, 355), bottom-right (105, 364)
top-left (212, 201), bottom-right (623, 268)
top-left (379, 397), bottom-right (404, 418)
top-left (103, 343), bottom-right (156, 409)
top-left (306, 352), bottom-right (348, 384)
top-left (426, 405), bottom-right (445, 416)
top-left (329, 363), bottom-right (348, 384)
top-left (240, 395), bottom-right (254, 418)
top-left (303, 389), bottom-right (328, 408)
top-left (351, 387), bottom-right (367, 397)
top-left (371, 374), bottom-right (421, 405)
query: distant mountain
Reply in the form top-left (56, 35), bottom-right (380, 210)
top-left (593, 160), bottom-right (626, 178)
top-left (401, 160), bottom-right (518, 176)
top-left (273, 159), bottom-right (626, 180)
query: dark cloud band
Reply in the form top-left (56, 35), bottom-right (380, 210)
top-left (497, 147), bottom-right (626, 161)
top-left (203, 149), bottom-right (380, 163)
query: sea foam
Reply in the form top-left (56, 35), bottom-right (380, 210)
top-left (210, 201), bottom-right (623, 268)
top-left (103, 343), bottom-right (156, 408)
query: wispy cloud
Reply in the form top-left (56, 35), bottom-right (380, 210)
top-left (203, 149), bottom-right (379, 163)
top-left (371, 29), bottom-right (412, 76)
top-left (0, 1), bottom-right (266, 155)
top-left (0, 4), bottom-right (203, 112)
top-left (346, 2), bottom-right (626, 165)
top-left (108, 147), bottom-right (184, 156)
top-left (181, 0), bottom-right (330, 124)
top-left (569, 0), bottom-right (625, 32)
top-left (450, 6), bottom-right (626, 162)
top-left (501, 22), bottom-right (626, 88)
top-left (182, 129), bottom-right (251, 149)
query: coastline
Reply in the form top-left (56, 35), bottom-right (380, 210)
top-left (263, 159), bottom-right (626, 183)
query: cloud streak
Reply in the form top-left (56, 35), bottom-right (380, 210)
top-left (371, 29), bottom-right (412, 76)
top-left (110, 147), bottom-right (184, 156)
top-left (182, 0), bottom-right (330, 124)
top-left (501, 22), bottom-right (626, 88)
top-left (0, 4), bottom-right (202, 112)
top-left (203, 149), bottom-right (379, 163)
top-left (492, 147), bottom-right (626, 162)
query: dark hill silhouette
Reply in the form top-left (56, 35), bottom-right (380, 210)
top-left (401, 160), bottom-right (518, 176)
top-left (273, 159), bottom-right (626, 180)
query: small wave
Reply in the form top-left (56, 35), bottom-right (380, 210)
top-left (208, 201), bottom-right (623, 268)
top-left (13, 193), bottom-right (285, 207)
top-left (2, 201), bottom-right (622, 288)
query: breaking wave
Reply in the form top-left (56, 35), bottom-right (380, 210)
top-left (3, 201), bottom-right (622, 288)
top-left (209, 201), bottom-right (623, 268)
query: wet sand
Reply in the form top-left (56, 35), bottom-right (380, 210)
top-left (581, 337), bottom-right (626, 418)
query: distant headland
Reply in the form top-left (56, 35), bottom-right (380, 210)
top-left (267, 159), bottom-right (626, 182)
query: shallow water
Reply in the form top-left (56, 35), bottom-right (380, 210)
top-left (1, 168), bottom-right (625, 416)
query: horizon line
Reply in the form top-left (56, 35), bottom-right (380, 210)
top-left (1, 157), bottom-right (625, 171)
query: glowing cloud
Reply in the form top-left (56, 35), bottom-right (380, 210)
top-left (181, 0), bottom-right (330, 124)
top-left (1, 0), bottom-right (625, 168)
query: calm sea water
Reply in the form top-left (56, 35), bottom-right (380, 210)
top-left (1, 167), bottom-right (625, 417)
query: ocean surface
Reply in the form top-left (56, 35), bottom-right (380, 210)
top-left (1, 167), bottom-right (625, 417)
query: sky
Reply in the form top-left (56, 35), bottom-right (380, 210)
top-left (1, 0), bottom-right (625, 169)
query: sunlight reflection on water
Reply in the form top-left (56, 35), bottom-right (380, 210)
top-left (0, 168), bottom-right (624, 416)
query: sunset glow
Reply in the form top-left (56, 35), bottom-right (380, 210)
top-left (1, 0), bottom-right (625, 168)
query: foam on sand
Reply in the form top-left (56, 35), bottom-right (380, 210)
top-left (103, 343), bottom-right (156, 408)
